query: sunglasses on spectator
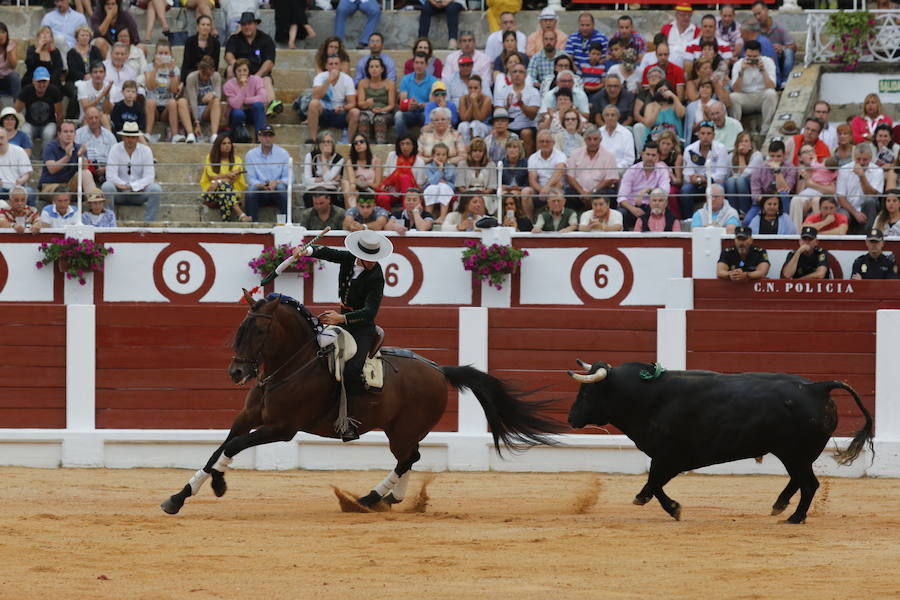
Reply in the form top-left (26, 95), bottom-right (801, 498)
top-left (353, 139), bottom-right (367, 145)
top-left (434, 91), bottom-right (446, 96)
top-left (699, 121), bottom-right (716, 129)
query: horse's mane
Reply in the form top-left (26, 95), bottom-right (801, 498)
top-left (234, 293), bottom-right (322, 350)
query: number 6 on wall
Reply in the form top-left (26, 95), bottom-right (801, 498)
top-left (579, 254), bottom-right (625, 300)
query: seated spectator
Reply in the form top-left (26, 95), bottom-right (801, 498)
top-left (788, 146), bottom-right (837, 231)
top-left (634, 75), bottom-right (685, 150)
top-left (802, 195), bottom-right (848, 236)
top-left (484, 108), bottom-right (519, 164)
top-left (76, 62), bottom-right (112, 127)
top-left (0, 24), bottom-right (20, 103)
top-left (353, 34), bottom-right (395, 85)
top-left (716, 225), bottom-right (770, 282)
top-left (499, 138), bottom-right (533, 218)
top-left (525, 9), bottom-right (566, 58)
top-left (680, 121), bottom-right (730, 218)
top-left (102, 43), bottom-right (138, 107)
top-left (109, 80), bottom-right (145, 137)
top-left (565, 13), bottom-right (608, 73)
top-left (443, 31), bottom-right (491, 83)
top-left (565, 125), bottom-right (617, 211)
top-left (749, 194), bottom-right (797, 235)
top-left (580, 42), bottom-right (607, 100)
top-left (812, 101), bottom-right (838, 152)
top-left (446, 54), bottom-right (488, 106)
top-left (538, 67), bottom-right (589, 120)
top-left (200, 134), bottom-right (250, 222)
top-left (299, 190), bottom-right (346, 231)
top-left (386, 188), bottom-right (434, 234)
top-left (141, 40), bottom-right (192, 143)
top-left (180, 56), bottom-right (221, 144)
top-left (656, 131), bottom-right (684, 214)
top-left (659, 4), bottom-right (697, 68)
top-left (242, 125), bottom-right (289, 221)
top-left (91, 0), bottom-right (140, 58)
top-left (356, 56), bottom-right (395, 145)
top-left (751, 1), bottom-right (795, 89)
top-left (422, 142), bottom-right (456, 223)
top-left (341, 134), bottom-right (381, 209)
top-left (114, 28), bottom-right (146, 81)
top-left (784, 116), bottom-right (831, 167)
top-left (851, 229), bottom-right (898, 279)
top-left (590, 73), bottom-right (634, 127)
top-left (221, 0), bottom-right (260, 40)
top-left (335, 0), bottom-right (380, 51)
top-left (75, 107), bottom-right (117, 185)
top-left (180, 15), bottom-right (220, 85)
top-left (0, 186), bottom-right (41, 233)
top-left (873, 123), bottom-right (899, 167)
top-left (456, 75), bottom-right (491, 144)
top-left (837, 142), bottom-right (884, 234)
top-left (738, 19), bottom-right (779, 79)
top-left (100, 121), bottom-right (160, 221)
top-left (224, 58), bottom-right (268, 143)
top-left (493, 31), bottom-right (529, 83)
top-left (485, 12), bottom-right (525, 61)
top-left (725, 131), bottom-right (764, 216)
top-left (607, 48), bottom-right (641, 95)
top-left (540, 89), bottom-right (585, 135)
top-left (0, 129), bottom-right (34, 204)
top-left (423, 81), bottom-right (459, 130)
top-left (641, 43), bottom-right (685, 102)
top-left (682, 14), bottom-right (733, 80)
top-left (404, 38), bottom-right (442, 79)
top-left (833, 123), bottom-right (855, 168)
top-left (16, 67), bottom-right (63, 142)
top-left (579, 196), bottom-right (623, 232)
top-left (604, 38), bottom-right (624, 72)
top-left (716, 4), bottom-right (743, 59)
top-left (634, 188), bottom-right (682, 232)
top-left (707, 101), bottom-right (742, 149)
top-left (302, 131), bottom-right (343, 207)
top-left (500, 194), bottom-right (533, 231)
top-left (40, 188), bottom-right (78, 227)
top-left (24, 26), bottom-right (67, 96)
top-left (441, 194), bottom-right (486, 232)
top-left (376, 135), bottom-right (426, 210)
top-left (308, 53), bottom-right (360, 143)
top-left (494, 63), bottom-right (539, 155)
top-left (598, 105), bottom-right (635, 173)
top-left (747, 140), bottom-right (796, 225)
top-left (532, 189), bottom-right (577, 233)
top-left (41, 0), bottom-right (87, 54)
top-left (527, 30), bottom-right (563, 91)
top-left (730, 40), bottom-right (777, 133)
top-left (418, 1), bottom-right (467, 54)
top-left (691, 183), bottom-right (740, 233)
top-left (224, 13), bottom-right (281, 117)
top-left (419, 107), bottom-right (465, 165)
top-left (873, 189), bottom-right (900, 237)
top-left (81, 192), bottom-right (117, 227)
top-left (395, 52), bottom-right (436, 139)
top-left (782, 226), bottom-right (831, 279)
top-left (538, 55), bottom-right (580, 98)
top-left (39, 120), bottom-right (97, 198)
top-left (314, 36), bottom-right (352, 75)
top-left (617, 141), bottom-right (671, 230)
top-left (1, 107), bottom-right (32, 157)
top-left (527, 130), bottom-right (567, 204)
top-left (457, 138), bottom-right (497, 201)
top-left (609, 15), bottom-right (646, 59)
top-left (344, 193), bottom-right (389, 231)
top-left (553, 107), bottom-right (586, 156)
top-left (684, 75), bottom-right (728, 144)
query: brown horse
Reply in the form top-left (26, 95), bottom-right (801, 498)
top-left (161, 293), bottom-right (566, 514)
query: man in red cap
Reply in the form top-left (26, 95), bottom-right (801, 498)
top-left (660, 3), bottom-right (699, 68)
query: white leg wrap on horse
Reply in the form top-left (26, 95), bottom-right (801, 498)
top-left (391, 471), bottom-right (411, 501)
top-left (212, 455), bottom-right (233, 472)
top-left (188, 469), bottom-right (210, 495)
top-left (373, 471), bottom-right (401, 497)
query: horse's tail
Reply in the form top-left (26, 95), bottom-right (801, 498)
top-left (811, 380), bottom-right (875, 466)
top-left (441, 365), bottom-right (567, 455)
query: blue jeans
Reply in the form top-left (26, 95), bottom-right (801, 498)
top-left (418, 0), bottom-right (464, 41)
top-left (777, 47), bottom-right (795, 88)
top-left (245, 182), bottom-right (289, 221)
top-left (394, 109), bottom-right (424, 138)
top-left (743, 192), bottom-right (791, 226)
top-left (679, 182), bottom-right (706, 220)
top-left (0, 71), bottom-right (21, 100)
top-left (724, 175), bottom-right (751, 216)
top-left (335, 0), bottom-right (381, 47)
top-left (101, 181), bottom-right (162, 221)
top-left (230, 102), bottom-right (267, 136)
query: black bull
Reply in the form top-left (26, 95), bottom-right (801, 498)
top-left (567, 361), bottom-right (875, 524)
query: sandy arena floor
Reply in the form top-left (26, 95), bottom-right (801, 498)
top-left (1, 467), bottom-right (898, 599)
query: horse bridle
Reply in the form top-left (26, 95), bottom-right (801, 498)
top-left (231, 310), bottom-right (275, 379)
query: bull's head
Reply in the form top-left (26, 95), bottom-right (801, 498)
top-left (567, 359), bottom-right (611, 429)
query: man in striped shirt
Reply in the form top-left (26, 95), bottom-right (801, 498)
top-left (565, 13), bottom-right (608, 72)
top-left (683, 14), bottom-right (733, 79)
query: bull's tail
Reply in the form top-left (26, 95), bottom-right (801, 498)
top-left (441, 365), bottom-right (567, 455)
top-left (812, 380), bottom-right (874, 466)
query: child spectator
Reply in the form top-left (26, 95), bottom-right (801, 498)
top-left (581, 41), bottom-right (607, 100)
top-left (422, 142), bottom-right (456, 224)
top-left (109, 79), bottom-right (145, 137)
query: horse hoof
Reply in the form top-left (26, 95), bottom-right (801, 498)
top-left (160, 497), bottom-right (183, 515)
top-left (357, 490), bottom-right (382, 507)
top-left (785, 514), bottom-right (806, 524)
top-left (633, 495), bottom-right (651, 506)
top-left (383, 493), bottom-right (403, 505)
top-left (669, 503), bottom-right (682, 521)
top-left (211, 470), bottom-right (227, 498)
top-left (771, 503), bottom-right (788, 516)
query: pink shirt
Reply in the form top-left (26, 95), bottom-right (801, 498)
top-left (566, 146), bottom-right (618, 193)
top-left (617, 161), bottom-right (671, 207)
top-left (223, 75), bottom-right (267, 110)
top-left (634, 212), bottom-right (682, 232)
top-left (809, 160), bottom-right (837, 186)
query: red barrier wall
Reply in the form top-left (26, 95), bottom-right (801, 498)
top-left (95, 304), bottom-right (459, 431)
top-left (487, 307), bottom-right (658, 433)
top-left (0, 305), bottom-right (67, 427)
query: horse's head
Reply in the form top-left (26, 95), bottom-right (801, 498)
top-left (229, 293), bottom-right (278, 385)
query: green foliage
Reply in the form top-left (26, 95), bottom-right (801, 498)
top-left (825, 11), bottom-right (876, 70)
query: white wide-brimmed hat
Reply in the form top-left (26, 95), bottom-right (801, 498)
top-left (344, 229), bottom-right (393, 262)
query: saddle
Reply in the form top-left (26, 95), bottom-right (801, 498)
top-left (320, 325), bottom-right (386, 392)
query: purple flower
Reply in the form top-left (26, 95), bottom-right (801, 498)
top-left (852, 27), bottom-right (860, 34)
top-left (36, 261), bottom-right (44, 269)
top-left (78, 278), bottom-right (86, 285)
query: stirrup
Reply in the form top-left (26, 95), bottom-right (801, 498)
top-left (340, 420), bottom-right (360, 442)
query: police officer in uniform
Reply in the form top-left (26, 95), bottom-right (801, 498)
top-left (851, 228), bottom-right (898, 279)
top-left (716, 225), bottom-right (771, 282)
top-left (782, 226), bottom-right (831, 279)
top-left (293, 228), bottom-right (392, 441)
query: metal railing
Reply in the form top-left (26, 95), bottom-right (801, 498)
top-left (805, 10), bottom-right (900, 67)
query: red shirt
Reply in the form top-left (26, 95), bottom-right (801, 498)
top-left (804, 211), bottom-right (849, 234)
top-left (0, 206), bottom-right (38, 225)
top-left (641, 62), bottom-right (685, 87)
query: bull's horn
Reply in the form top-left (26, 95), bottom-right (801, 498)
top-left (567, 368), bottom-right (608, 384)
top-left (576, 359), bottom-right (591, 369)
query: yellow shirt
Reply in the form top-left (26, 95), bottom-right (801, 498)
top-left (200, 153), bottom-right (247, 194)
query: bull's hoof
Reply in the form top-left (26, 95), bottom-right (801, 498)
top-left (382, 493), bottom-right (403, 505)
top-left (633, 495), bottom-right (651, 506)
top-left (160, 496), bottom-right (183, 515)
top-left (771, 502), bottom-right (789, 516)
top-left (785, 513), bottom-right (806, 524)
top-left (357, 490), bottom-right (382, 507)
top-left (668, 502), bottom-right (682, 521)
top-left (211, 470), bottom-right (227, 497)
